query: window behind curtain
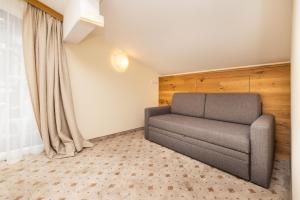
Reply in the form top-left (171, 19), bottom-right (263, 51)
top-left (0, 1), bottom-right (43, 163)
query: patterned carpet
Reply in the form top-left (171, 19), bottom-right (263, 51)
top-left (0, 130), bottom-right (290, 200)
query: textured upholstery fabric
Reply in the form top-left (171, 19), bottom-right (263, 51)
top-left (144, 106), bottom-right (170, 139)
top-left (149, 126), bottom-right (249, 161)
top-left (145, 93), bottom-right (274, 188)
top-left (148, 129), bottom-right (249, 180)
top-left (171, 93), bottom-right (206, 117)
top-left (205, 93), bottom-right (261, 125)
top-left (149, 114), bottom-right (250, 153)
top-left (250, 114), bottom-right (275, 188)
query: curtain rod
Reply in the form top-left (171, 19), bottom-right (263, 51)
top-left (26, 0), bottom-right (63, 21)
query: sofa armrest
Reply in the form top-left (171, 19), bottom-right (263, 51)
top-left (144, 106), bottom-right (170, 139)
top-left (250, 114), bottom-right (275, 188)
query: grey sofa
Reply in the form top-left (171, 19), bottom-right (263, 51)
top-left (145, 93), bottom-right (274, 188)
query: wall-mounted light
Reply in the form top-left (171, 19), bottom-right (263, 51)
top-left (111, 50), bottom-right (129, 72)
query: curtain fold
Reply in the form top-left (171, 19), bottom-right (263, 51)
top-left (22, 4), bottom-right (93, 158)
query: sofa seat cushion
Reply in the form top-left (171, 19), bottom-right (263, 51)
top-left (148, 127), bottom-right (250, 179)
top-left (148, 114), bottom-right (250, 153)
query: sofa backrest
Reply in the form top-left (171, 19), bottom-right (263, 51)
top-left (171, 93), bottom-right (206, 118)
top-left (204, 93), bottom-right (261, 124)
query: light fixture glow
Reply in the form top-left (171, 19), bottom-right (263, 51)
top-left (111, 50), bottom-right (129, 72)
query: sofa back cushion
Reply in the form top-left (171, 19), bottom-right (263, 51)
top-left (171, 93), bottom-right (206, 118)
top-left (204, 93), bottom-right (261, 124)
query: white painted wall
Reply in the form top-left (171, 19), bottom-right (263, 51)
top-left (63, 0), bottom-right (80, 40)
top-left (64, 29), bottom-right (159, 139)
top-left (292, 0), bottom-right (300, 199)
top-left (63, 0), bottom-right (104, 43)
top-left (38, 0), bottom-right (66, 13)
top-left (80, 0), bottom-right (102, 21)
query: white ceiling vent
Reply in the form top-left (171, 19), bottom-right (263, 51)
top-left (63, 0), bottom-right (104, 43)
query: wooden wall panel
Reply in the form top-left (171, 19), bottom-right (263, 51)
top-left (196, 76), bottom-right (250, 93)
top-left (159, 63), bottom-right (291, 158)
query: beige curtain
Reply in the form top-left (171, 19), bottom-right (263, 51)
top-left (22, 4), bottom-right (93, 158)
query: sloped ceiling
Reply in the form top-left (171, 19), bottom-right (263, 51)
top-left (40, 0), bottom-right (292, 75)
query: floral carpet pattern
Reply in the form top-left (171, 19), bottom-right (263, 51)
top-left (0, 130), bottom-right (290, 200)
